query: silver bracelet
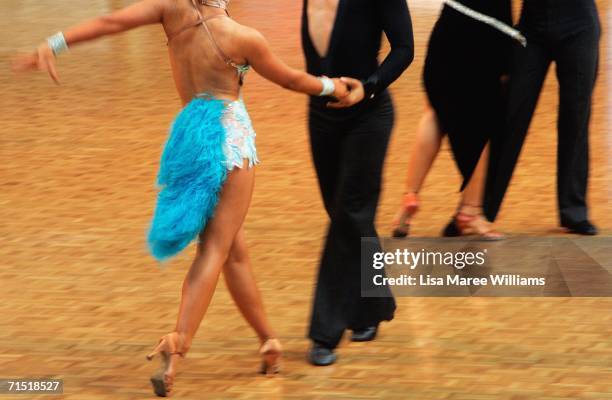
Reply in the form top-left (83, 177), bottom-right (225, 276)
top-left (317, 76), bottom-right (335, 97)
top-left (47, 32), bottom-right (69, 56)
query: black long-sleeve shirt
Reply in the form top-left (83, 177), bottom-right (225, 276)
top-left (301, 0), bottom-right (414, 118)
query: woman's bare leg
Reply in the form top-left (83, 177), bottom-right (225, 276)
top-left (454, 145), bottom-right (503, 238)
top-left (174, 162), bottom-right (255, 352)
top-left (403, 106), bottom-right (444, 193)
top-left (222, 227), bottom-right (276, 343)
top-left (393, 107), bottom-right (443, 235)
top-left (149, 163), bottom-right (256, 393)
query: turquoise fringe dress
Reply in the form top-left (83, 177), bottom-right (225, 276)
top-left (147, 93), bottom-right (259, 261)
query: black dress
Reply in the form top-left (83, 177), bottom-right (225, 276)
top-left (423, 0), bottom-right (514, 188)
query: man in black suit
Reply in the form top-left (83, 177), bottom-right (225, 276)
top-left (485, 0), bottom-right (601, 235)
top-left (302, 0), bottom-right (414, 366)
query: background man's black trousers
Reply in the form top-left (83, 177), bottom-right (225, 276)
top-left (485, 4), bottom-right (600, 224)
top-left (307, 94), bottom-right (396, 349)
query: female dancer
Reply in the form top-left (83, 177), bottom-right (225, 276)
top-left (392, 0), bottom-right (523, 239)
top-left (12, 0), bottom-right (349, 396)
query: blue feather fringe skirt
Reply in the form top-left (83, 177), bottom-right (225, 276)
top-left (147, 94), bottom-right (259, 261)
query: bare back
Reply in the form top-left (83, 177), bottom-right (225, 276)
top-left (161, 0), bottom-right (253, 104)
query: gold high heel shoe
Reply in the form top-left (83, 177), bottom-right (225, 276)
top-left (259, 338), bottom-right (282, 376)
top-left (146, 332), bottom-right (187, 397)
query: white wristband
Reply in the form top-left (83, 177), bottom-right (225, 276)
top-left (318, 76), bottom-right (335, 97)
top-left (47, 32), bottom-right (69, 56)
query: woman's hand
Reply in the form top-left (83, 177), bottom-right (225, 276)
top-left (331, 78), bottom-right (350, 99)
top-left (12, 43), bottom-right (60, 84)
top-left (327, 77), bottom-right (365, 108)
top-left (11, 0), bottom-right (166, 85)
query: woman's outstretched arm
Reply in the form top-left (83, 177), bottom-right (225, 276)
top-left (63, 0), bottom-right (166, 45)
top-left (12, 0), bottom-right (167, 83)
top-left (241, 28), bottom-right (349, 99)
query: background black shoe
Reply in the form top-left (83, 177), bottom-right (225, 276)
top-left (562, 220), bottom-right (598, 235)
top-left (351, 326), bottom-right (378, 342)
top-left (392, 225), bottom-right (409, 238)
top-left (442, 218), bottom-right (460, 237)
top-left (307, 342), bottom-right (337, 366)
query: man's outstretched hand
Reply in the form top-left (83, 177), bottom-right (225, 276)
top-left (327, 77), bottom-right (365, 108)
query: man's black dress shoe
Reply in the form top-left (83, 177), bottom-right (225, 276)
top-left (442, 218), bottom-right (459, 237)
top-left (562, 220), bottom-right (598, 236)
top-left (351, 326), bottom-right (378, 342)
top-left (308, 342), bottom-right (337, 366)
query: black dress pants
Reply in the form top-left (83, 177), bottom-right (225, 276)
top-left (485, 0), bottom-right (600, 225)
top-left (307, 93), bottom-right (396, 349)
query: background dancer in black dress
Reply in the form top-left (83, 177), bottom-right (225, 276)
top-left (393, 0), bottom-right (517, 239)
top-left (484, 0), bottom-right (601, 236)
top-left (302, 0), bottom-right (414, 366)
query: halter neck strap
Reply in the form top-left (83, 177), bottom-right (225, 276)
top-left (166, 14), bottom-right (222, 43)
top-left (167, 0), bottom-right (249, 85)
top-left (189, 0), bottom-right (235, 65)
top-left (198, 0), bottom-right (229, 9)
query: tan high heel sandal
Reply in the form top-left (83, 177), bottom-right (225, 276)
top-left (259, 338), bottom-right (282, 376)
top-left (146, 332), bottom-right (187, 397)
top-left (392, 192), bottom-right (420, 238)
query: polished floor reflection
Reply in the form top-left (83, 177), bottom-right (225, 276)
top-left (0, 0), bottom-right (610, 399)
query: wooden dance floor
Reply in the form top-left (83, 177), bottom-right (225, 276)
top-left (1, 0), bottom-right (610, 398)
